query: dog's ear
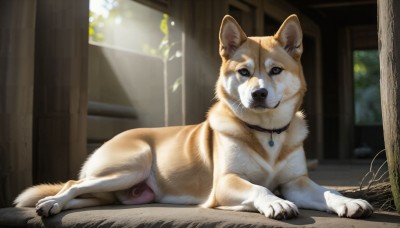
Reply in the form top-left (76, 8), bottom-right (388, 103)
top-left (219, 15), bottom-right (247, 58)
top-left (274, 14), bottom-right (303, 60)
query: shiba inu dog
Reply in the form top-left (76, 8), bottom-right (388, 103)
top-left (15, 15), bottom-right (373, 220)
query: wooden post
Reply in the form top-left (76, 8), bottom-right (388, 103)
top-left (378, 0), bottom-right (400, 211)
top-left (169, 0), bottom-right (227, 125)
top-left (0, 0), bottom-right (36, 206)
top-left (33, 0), bottom-right (89, 183)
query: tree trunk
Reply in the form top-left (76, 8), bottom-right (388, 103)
top-left (378, 0), bottom-right (400, 211)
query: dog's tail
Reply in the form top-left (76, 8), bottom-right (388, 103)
top-left (14, 183), bottom-right (64, 207)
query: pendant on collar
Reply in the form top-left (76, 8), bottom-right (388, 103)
top-left (244, 122), bottom-right (291, 147)
top-left (268, 135), bottom-right (275, 147)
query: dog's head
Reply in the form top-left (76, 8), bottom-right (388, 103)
top-left (216, 15), bottom-right (306, 119)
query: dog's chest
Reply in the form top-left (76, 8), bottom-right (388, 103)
top-left (221, 131), bottom-right (289, 188)
top-left (253, 131), bottom-right (286, 164)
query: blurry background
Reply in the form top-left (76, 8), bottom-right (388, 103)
top-left (0, 0), bottom-right (381, 207)
top-left (86, 0), bottom-right (381, 159)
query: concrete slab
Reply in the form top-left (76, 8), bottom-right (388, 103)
top-left (0, 162), bottom-right (398, 227)
top-left (0, 204), bottom-right (399, 228)
top-left (309, 160), bottom-right (385, 189)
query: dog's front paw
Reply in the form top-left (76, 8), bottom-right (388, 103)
top-left (35, 197), bottom-right (62, 217)
top-left (261, 199), bottom-right (299, 220)
top-left (325, 192), bottom-right (373, 218)
top-left (335, 199), bottom-right (373, 218)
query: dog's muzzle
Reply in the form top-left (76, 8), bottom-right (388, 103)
top-left (251, 88), bottom-right (268, 102)
top-left (250, 88), bottom-right (268, 109)
top-left (250, 88), bottom-right (280, 109)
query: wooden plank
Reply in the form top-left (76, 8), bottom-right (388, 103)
top-left (133, 0), bottom-right (169, 13)
top-left (314, 32), bottom-right (324, 160)
top-left (170, 0), bottom-right (222, 125)
top-left (229, 0), bottom-right (252, 12)
top-left (33, 0), bottom-right (89, 183)
top-left (87, 115), bottom-right (139, 143)
top-left (88, 101), bottom-right (137, 119)
top-left (254, 0), bottom-right (264, 36)
top-left (0, 0), bottom-right (36, 207)
top-left (306, 0), bottom-right (375, 9)
top-left (263, 0), bottom-right (320, 38)
top-left (337, 27), bottom-right (353, 159)
top-left (378, 0), bottom-right (400, 212)
top-left (351, 26), bottom-right (378, 49)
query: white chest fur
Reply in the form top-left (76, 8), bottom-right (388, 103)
top-left (253, 130), bottom-right (286, 163)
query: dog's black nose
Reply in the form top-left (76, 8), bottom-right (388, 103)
top-left (251, 88), bottom-right (268, 102)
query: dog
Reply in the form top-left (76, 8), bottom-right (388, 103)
top-left (15, 14), bottom-right (373, 220)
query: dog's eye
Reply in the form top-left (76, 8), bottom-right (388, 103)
top-left (269, 67), bottom-right (283, 76)
top-left (238, 68), bottom-right (251, 77)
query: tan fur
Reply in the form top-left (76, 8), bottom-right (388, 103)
top-left (56, 180), bottom-right (83, 195)
top-left (14, 14), bottom-right (373, 220)
top-left (207, 102), bottom-right (269, 161)
top-left (215, 174), bottom-right (252, 206)
top-left (14, 183), bottom-right (64, 207)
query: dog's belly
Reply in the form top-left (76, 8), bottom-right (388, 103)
top-left (146, 164), bottom-right (213, 205)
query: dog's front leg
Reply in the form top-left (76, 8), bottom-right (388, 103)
top-left (215, 174), bottom-right (298, 219)
top-left (281, 175), bottom-right (373, 218)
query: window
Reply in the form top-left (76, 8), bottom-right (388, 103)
top-left (89, 0), bottom-right (165, 54)
top-left (353, 50), bottom-right (381, 125)
top-left (87, 0), bottom-right (182, 151)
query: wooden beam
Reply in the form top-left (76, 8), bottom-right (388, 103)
top-left (33, 0), bottom-right (89, 183)
top-left (308, 1), bottom-right (376, 9)
top-left (169, 0), bottom-right (227, 125)
top-left (378, 0), bottom-right (400, 212)
top-left (133, 0), bottom-right (169, 13)
top-left (229, 0), bottom-right (252, 12)
top-left (292, 0), bottom-right (376, 8)
top-left (263, 0), bottom-right (320, 38)
top-left (0, 0), bottom-right (36, 207)
top-left (337, 27), bottom-right (353, 159)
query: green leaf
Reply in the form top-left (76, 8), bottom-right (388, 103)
top-left (160, 14), bottom-right (169, 36)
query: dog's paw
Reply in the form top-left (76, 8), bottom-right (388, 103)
top-left (335, 199), bottom-right (373, 218)
top-left (261, 199), bottom-right (299, 220)
top-left (35, 197), bottom-right (62, 217)
top-left (325, 191), bottom-right (373, 218)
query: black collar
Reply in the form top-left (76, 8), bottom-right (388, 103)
top-left (245, 122), bottom-right (290, 134)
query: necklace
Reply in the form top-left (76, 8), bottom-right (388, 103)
top-left (245, 122), bottom-right (290, 147)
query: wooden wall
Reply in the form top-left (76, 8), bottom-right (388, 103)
top-left (168, 0), bottom-right (323, 159)
top-left (0, 0), bottom-right (36, 207)
top-left (0, 0), bottom-right (89, 206)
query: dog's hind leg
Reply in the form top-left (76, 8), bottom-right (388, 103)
top-left (63, 192), bottom-right (116, 210)
top-left (36, 172), bottom-right (147, 217)
top-left (35, 139), bottom-right (154, 217)
top-left (55, 180), bottom-right (83, 195)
